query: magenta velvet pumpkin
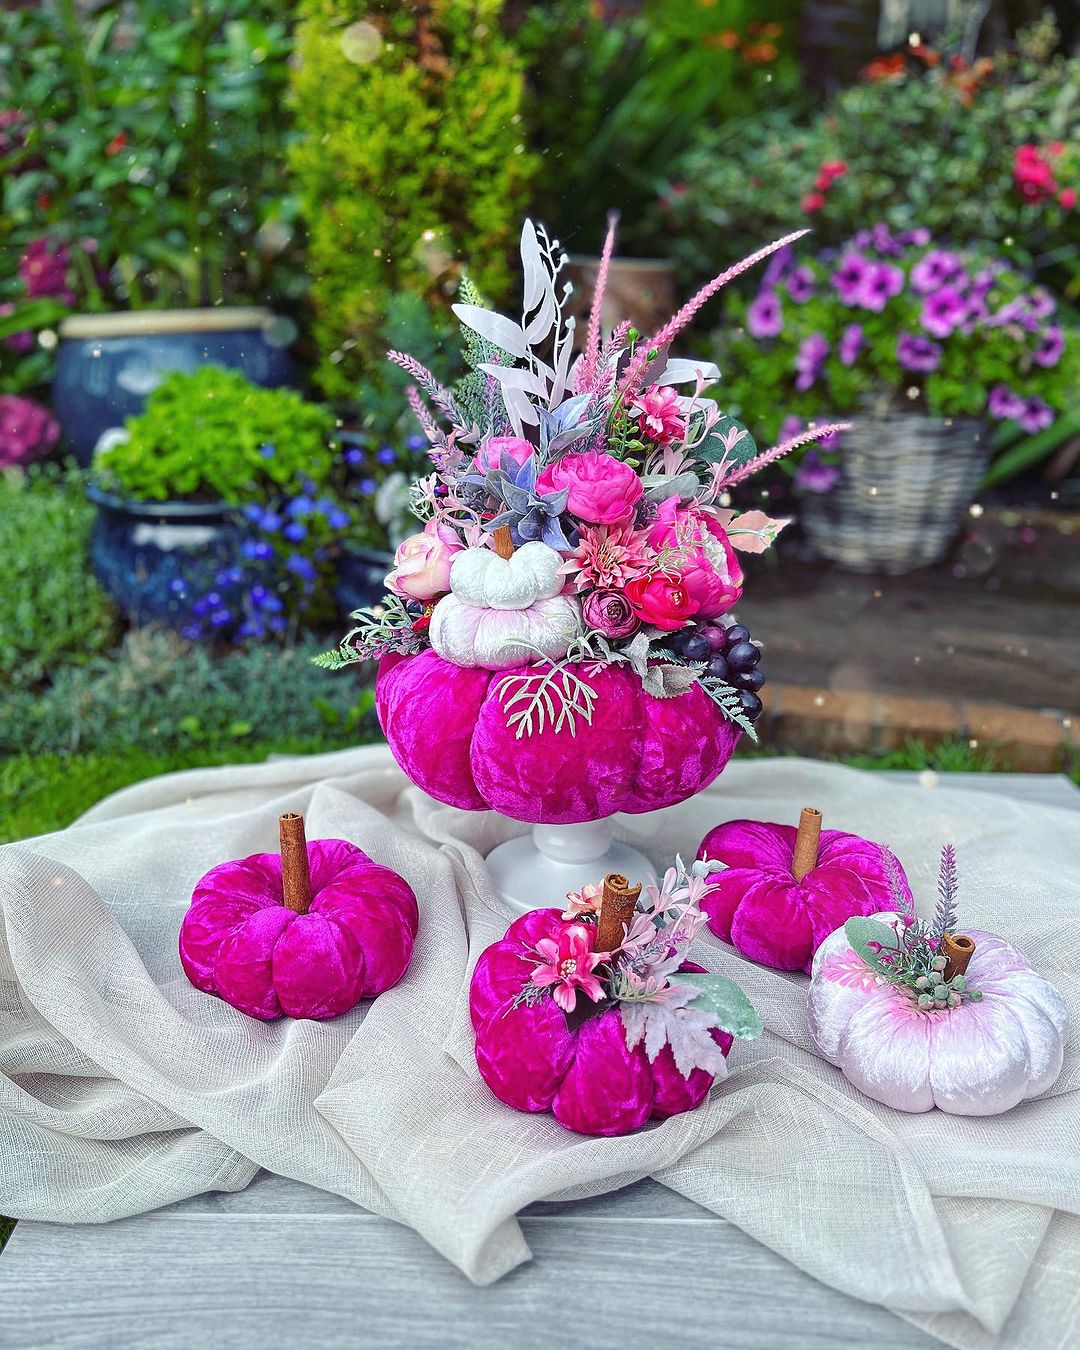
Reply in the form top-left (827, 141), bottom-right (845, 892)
top-left (470, 908), bottom-right (734, 1136)
top-left (377, 649), bottom-right (740, 825)
top-left (697, 817), bottom-right (912, 973)
top-left (179, 837), bottom-right (418, 1021)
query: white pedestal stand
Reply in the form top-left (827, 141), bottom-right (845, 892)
top-left (486, 817), bottom-right (655, 915)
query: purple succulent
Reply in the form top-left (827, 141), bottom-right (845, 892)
top-left (986, 384), bottom-right (1026, 420)
top-left (857, 261), bottom-right (904, 312)
top-left (1033, 325), bottom-right (1064, 368)
top-left (786, 266), bottom-right (816, 303)
top-left (795, 449), bottom-right (840, 494)
top-left (910, 250), bottom-right (963, 295)
top-left (920, 286), bottom-right (966, 338)
top-left (897, 333), bottom-right (943, 373)
top-left (794, 333), bottom-right (830, 391)
top-left (839, 323), bottom-right (864, 366)
top-left (831, 251), bottom-right (871, 306)
top-left (1017, 397), bottom-right (1054, 434)
top-left (747, 290), bottom-right (784, 339)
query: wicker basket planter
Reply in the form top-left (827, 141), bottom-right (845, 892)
top-left (800, 414), bottom-right (989, 575)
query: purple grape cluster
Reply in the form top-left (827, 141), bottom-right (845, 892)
top-left (666, 620), bottom-right (765, 724)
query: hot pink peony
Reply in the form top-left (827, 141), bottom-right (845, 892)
top-left (473, 435), bottom-right (534, 473)
top-left (623, 573), bottom-right (699, 631)
top-left (535, 450), bottom-right (642, 525)
top-left (529, 923), bottom-right (607, 1013)
top-left (0, 394), bottom-right (60, 468)
top-left (647, 496), bottom-right (743, 619)
top-left (630, 384), bottom-right (686, 446)
top-left (385, 517), bottom-right (463, 601)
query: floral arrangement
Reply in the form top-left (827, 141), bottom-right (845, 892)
top-left (721, 227), bottom-right (1076, 491)
top-left (829, 846), bottom-right (982, 1010)
top-left (528, 859), bottom-right (762, 1076)
top-left (319, 220), bottom-right (844, 739)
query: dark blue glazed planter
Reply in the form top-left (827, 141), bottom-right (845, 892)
top-left (87, 484), bottom-right (249, 627)
top-left (54, 308), bottom-right (297, 466)
top-left (335, 547), bottom-right (393, 616)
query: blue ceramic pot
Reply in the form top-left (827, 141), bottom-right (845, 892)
top-left (87, 483), bottom-right (249, 627)
top-left (54, 307), bottom-right (297, 466)
top-left (335, 546), bottom-right (393, 616)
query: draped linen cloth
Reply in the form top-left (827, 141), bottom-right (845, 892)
top-left (1, 746), bottom-right (1077, 1349)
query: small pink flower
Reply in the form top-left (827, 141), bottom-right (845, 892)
top-left (629, 384), bottom-right (686, 447)
top-left (646, 496), bottom-right (743, 619)
top-left (535, 450), bottom-right (643, 525)
top-left (623, 572), bottom-right (699, 631)
top-left (530, 924), bottom-right (608, 1013)
top-left (560, 522), bottom-right (653, 592)
top-left (0, 394), bottom-right (60, 468)
top-left (473, 435), bottom-right (534, 473)
top-left (385, 517), bottom-right (463, 601)
top-left (562, 882), bottom-right (604, 920)
top-left (582, 589), bottom-right (640, 639)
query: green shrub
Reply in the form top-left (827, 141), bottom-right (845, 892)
top-left (0, 463), bottom-right (116, 690)
top-left (94, 367), bottom-right (338, 504)
top-left (0, 628), bottom-right (377, 756)
top-left (289, 0), bottom-right (537, 399)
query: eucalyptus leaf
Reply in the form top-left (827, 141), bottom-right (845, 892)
top-left (843, 916), bottom-right (900, 974)
top-left (669, 973), bottom-right (762, 1040)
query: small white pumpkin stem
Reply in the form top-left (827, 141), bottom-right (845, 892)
top-left (942, 932), bottom-right (976, 981)
top-left (492, 524), bottom-right (515, 559)
top-left (792, 806), bottom-right (822, 882)
top-left (280, 812), bottom-right (312, 915)
top-left (595, 873), bottom-right (641, 954)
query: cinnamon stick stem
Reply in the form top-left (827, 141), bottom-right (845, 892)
top-left (279, 812), bottom-right (312, 915)
top-left (791, 806), bottom-right (823, 881)
top-left (942, 932), bottom-right (976, 981)
top-left (595, 872), bottom-right (641, 954)
top-left (492, 524), bottom-right (515, 559)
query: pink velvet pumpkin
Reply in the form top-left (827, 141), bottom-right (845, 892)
top-left (377, 649), bottom-right (740, 825)
top-left (470, 907), bottom-right (734, 1136)
top-left (179, 814), bottom-right (418, 1021)
top-left (697, 809), bottom-right (912, 973)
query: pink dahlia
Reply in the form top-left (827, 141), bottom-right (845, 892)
top-left (560, 521), bottom-right (653, 593)
top-left (0, 394), bottom-right (60, 469)
top-left (629, 384), bottom-right (686, 447)
top-left (646, 496), bottom-right (743, 619)
top-left (530, 924), bottom-right (608, 1013)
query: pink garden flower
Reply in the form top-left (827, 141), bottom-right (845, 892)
top-left (535, 449), bottom-right (642, 525)
top-left (562, 882), bottom-right (605, 921)
top-left (530, 924), bottom-right (608, 1013)
top-left (646, 496), bottom-right (743, 619)
top-left (19, 237), bottom-right (74, 304)
top-left (0, 394), bottom-right (60, 468)
top-left (623, 572), bottom-right (700, 630)
top-left (629, 384), bottom-right (687, 446)
top-left (560, 521), bottom-right (652, 592)
top-left (385, 517), bottom-right (463, 601)
top-left (473, 435), bottom-right (534, 473)
top-left (582, 589), bottom-right (640, 639)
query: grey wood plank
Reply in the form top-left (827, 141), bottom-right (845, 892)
top-left (0, 1194), bottom-right (943, 1350)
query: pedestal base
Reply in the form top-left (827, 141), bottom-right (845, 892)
top-left (487, 818), bottom-right (655, 914)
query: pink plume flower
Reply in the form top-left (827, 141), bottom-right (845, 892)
top-left (530, 924), bottom-right (608, 1013)
top-left (629, 384), bottom-right (687, 447)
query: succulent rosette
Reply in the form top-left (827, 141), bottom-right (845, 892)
top-left (319, 219), bottom-right (845, 818)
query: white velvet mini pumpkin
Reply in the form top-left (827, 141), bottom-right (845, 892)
top-left (429, 593), bottom-right (582, 670)
top-left (449, 541), bottom-right (563, 610)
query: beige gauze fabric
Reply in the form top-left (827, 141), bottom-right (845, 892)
top-left (1, 746), bottom-right (1078, 1349)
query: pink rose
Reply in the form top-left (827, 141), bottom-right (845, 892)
top-left (646, 496), bottom-right (743, 619)
top-left (473, 436), bottom-right (534, 473)
top-left (0, 394), bottom-right (60, 469)
top-left (623, 573), bottom-right (699, 631)
top-left (582, 589), bottom-right (640, 639)
top-left (535, 450), bottom-right (643, 525)
top-left (385, 518), bottom-right (463, 601)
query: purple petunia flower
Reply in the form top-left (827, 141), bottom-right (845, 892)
top-left (920, 286), bottom-right (966, 338)
top-left (786, 266), bottom-right (816, 303)
top-left (761, 245), bottom-right (793, 291)
top-left (911, 250), bottom-right (963, 295)
top-left (902, 227), bottom-right (932, 247)
top-left (987, 384), bottom-right (1026, 420)
top-left (1017, 397), bottom-right (1054, 434)
top-left (857, 262), bottom-right (904, 312)
top-left (897, 333), bottom-right (943, 373)
top-left (870, 222), bottom-right (903, 257)
top-left (1033, 325), bottom-right (1064, 368)
top-left (747, 289), bottom-right (784, 339)
top-left (780, 414), bottom-right (803, 442)
top-left (1027, 288), bottom-right (1056, 320)
top-left (796, 448), bottom-right (840, 494)
top-left (839, 323), bottom-right (864, 366)
top-left (831, 251), bottom-right (871, 306)
top-left (795, 333), bottom-right (830, 391)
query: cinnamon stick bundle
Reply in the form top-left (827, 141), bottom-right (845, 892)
top-left (942, 932), bottom-right (976, 981)
top-left (791, 806), bottom-right (822, 881)
top-left (279, 812), bottom-right (312, 915)
top-left (595, 873), bottom-right (641, 953)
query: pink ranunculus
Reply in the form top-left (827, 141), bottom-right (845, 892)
top-left (623, 572), bottom-right (699, 631)
top-left (473, 435), bottom-right (534, 473)
top-left (385, 517), bottom-right (463, 601)
top-left (646, 496), bottom-right (743, 619)
top-left (535, 449), bottom-right (643, 525)
top-left (582, 588), bottom-right (640, 640)
top-left (629, 384), bottom-right (687, 447)
top-left (0, 394), bottom-right (60, 469)
top-left (529, 924), bottom-right (607, 1013)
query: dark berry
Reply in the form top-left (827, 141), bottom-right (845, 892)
top-left (726, 640), bottom-right (761, 672)
top-left (739, 690), bottom-right (763, 721)
top-left (724, 624), bottom-right (750, 645)
top-left (706, 654), bottom-right (729, 681)
top-left (737, 666), bottom-right (765, 692)
top-left (665, 629), bottom-right (690, 657)
top-left (682, 632), bottom-right (711, 662)
top-left (705, 625), bottom-right (728, 652)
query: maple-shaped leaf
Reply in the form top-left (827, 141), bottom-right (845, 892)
top-left (724, 510), bottom-right (792, 555)
top-left (668, 973), bottom-right (762, 1040)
